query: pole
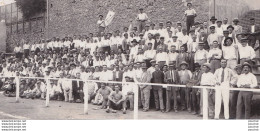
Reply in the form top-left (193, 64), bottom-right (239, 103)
top-left (46, 0), bottom-right (49, 39)
top-left (45, 78), bottom-right (50, 107)
top-left (133, 83), bottom-right (138, 120)
top-left (202, 88), bottom-right (208, 120)
top-left (213, 0), bottom-right (216, 17)
top-left (15, 76), bottom-right (20, 103)
top-left (84, 81), bottom-right (89, 114)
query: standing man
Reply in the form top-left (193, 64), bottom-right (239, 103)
top-left (236, 62), bottom-right (258, 119)
top-left (97, 15), bottom-right (106, 36)
top-left (184, 2), bottom-right (197, 34)
top-left (208, 41), bottom-right (222, 73)
top-left (199, 63), bottom-right (216, 118)
top-left (139, 66), bottom-right (152, 112)
top-left (151, 64), bottom-right (165, 112)
top-left (214, 59), bottom-right (236, 119)
top-left (136, 8), bottom-right (149, 33)
top-left (165, 63), bottom-right (180, 112)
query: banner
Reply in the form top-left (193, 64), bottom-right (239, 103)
top-left (0, 20), bottom-right (6, 52)
top-left (104, 11), bottom-right (115, 26)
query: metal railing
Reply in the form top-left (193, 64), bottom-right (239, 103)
top-left (1, 75), bottom-right (260, 120)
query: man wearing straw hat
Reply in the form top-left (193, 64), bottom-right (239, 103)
top-left (165, 62), bottom-right (180, 113)
top-left (178, 61), bottom-right (192, 112)
top-left (199, 63), bottom-right (216, 118)
top-left (236, 62), bottom-right (258, 119)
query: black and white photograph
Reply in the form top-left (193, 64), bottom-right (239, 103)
top-left (0, 0), bottom-right (260, 128)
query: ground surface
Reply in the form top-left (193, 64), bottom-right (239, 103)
top-left (1, 92), bottom-right (260, 120)
top-left (0, 92), bottom-right (200, 120)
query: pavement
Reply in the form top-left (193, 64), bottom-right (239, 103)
top-left (0, 93), bottom-right (200, 120)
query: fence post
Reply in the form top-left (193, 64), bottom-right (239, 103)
top-left (45, 78), bottom-right (50, 107)
top-left (15, 76), bottom-right (20, 103)
top-left (133, 83), bottom-right (139, 120)
top-left (203, 88), bottom-right (209, 120)
top-left (84, 80), bottom-right (89, 114)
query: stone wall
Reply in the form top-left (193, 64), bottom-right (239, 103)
top-left (47, 0), bottom-right (209, 37)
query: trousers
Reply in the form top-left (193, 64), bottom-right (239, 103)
top-left (214, 85), bottom-right (230, 119)
top-left (140, 87), bottom-right (151, 110)
top-left (166, 87), bottom-right (178, 111)
top-left (153, 87), bottom-right (164, 110)
top-left (236, 91), bottom-right (253, 119)
top-left (186, 15), bottom-right (195, 34)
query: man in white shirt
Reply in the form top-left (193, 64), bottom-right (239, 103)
top-left (167, 45), bottom-right (178, 64)
top-left (143, 43), bottom-right (156, 67)
top-left (155, 47), bottom-right (168, 69)
top-left (97, 15), bottom-right (106, 36)
top-left (247, 18), bottom-right (260, 48)
top-left (199, 63), bottom-right (216, 118)
top-left (236, 63), bottom-right (258, 119)
top-left (216, 20), bottom-right (223, 36)
top-left (238, 38), bottom-right (256, 65)
top-left (208, 41), bottom-right (222, 73)
top-left (207, 26), bottom-right (220, 49)
top-left (194, 42), bottom-right (208, 66)
top-left (136, 8), bottom-right (149, 33)
top-left (184, 2), bottom-right (196, 33)
top-left (214, 59), bottom-right (236, 119)
top-left (232, 18), bottom-right (242, 35)
top-left (222, 18), bottom-right (229, 30)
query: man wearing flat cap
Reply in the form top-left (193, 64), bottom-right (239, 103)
top-left (136, 8), bottom-right (149, 33)
top-left (247, 18), bottom-right (260, 48)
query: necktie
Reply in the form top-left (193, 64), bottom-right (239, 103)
top-left (171, 70), bottom-right (174, 82)
top-left (221, 68), bottom-right (225, 83)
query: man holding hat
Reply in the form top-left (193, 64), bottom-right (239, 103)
top-left (184, 2), bottom-right (197, 34)
top-left (199, 63), bottom-right (216, 118)
top-left (238, 38), bottom-right (255, 65)
top-left (236, 62), bottom-right (257, 119)
top-left (165, 62), bottom-right (180, 112)
top-left (178, 61), bottom-right (192, 111)
top-left (136, 8), bottom-right (149, 33)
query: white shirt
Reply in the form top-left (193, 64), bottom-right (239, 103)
top-left (194, 49), bottom-right (208, 63)
top-left (237, 73), bottom-right (257, 88)
top-left (155, 52), bottom-right (168, 62)
top-left (200, 72), bottom-right (216, 86)
top-left (122, 83), bottom-right (137, 96)
top-left (23, 44), bottom-right (30, 50)
top-left (137, 13), bottom-right (148, 21)
top-left (144, 49), bottom-right (156, 60)
top-left (238, 45), bottom-right (256, 59)
top-left (97, 20), bottom-right (106, 27)
top-left (185, 9), bottom-right (196, 16)
top-left (207, 33), bottom-right (219, 47)
top-left (168, 52), bottom-right (178, 62)
top-left (208, 48), bottom-right (222, 60)
top-left (251, 25), bottom-right (255, 33)
top-left (214, 67), bottom-right (235, 84)
top-left (222, 45), bottom-right (237, 60)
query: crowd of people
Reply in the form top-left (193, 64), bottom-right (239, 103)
top-left (1, 3), bottom-right (260, 119)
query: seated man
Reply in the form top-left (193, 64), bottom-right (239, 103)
top-left (21, 86), bottom-right (33, 99)
top-left (32, 80), bottom-right (46, 99)
top-left (122, 76), bottom-right (136, 111)
top-left (49, 80), bottom-right (63, 100)
top-left (106, 85), bottom-right (127, 114)
top-left (96, 83), bottom-right (113, 109)
top-left (84, 77), bottom-right (98, 103)
top-left (2, 78), bottom-right (16, 97)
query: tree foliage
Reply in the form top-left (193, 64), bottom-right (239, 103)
top-left (15, 0), bottom-right (46, 20)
